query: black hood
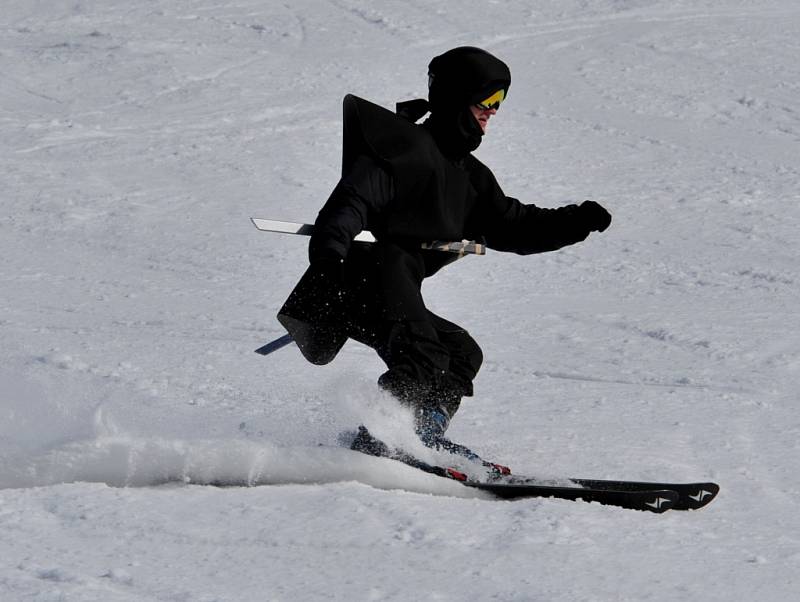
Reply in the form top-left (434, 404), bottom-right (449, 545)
top-left (424, 46), bottom-right (511, 156)
top-left (427, 46), bottom-right (511, 112)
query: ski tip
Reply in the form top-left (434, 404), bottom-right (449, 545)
top-left (679, 482), bottom-right (720, 510)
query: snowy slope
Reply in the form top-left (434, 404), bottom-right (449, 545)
top-left (2, 1), bottom-right (799, 600)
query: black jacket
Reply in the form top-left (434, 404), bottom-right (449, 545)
top-left (279, 95), bottom-right (598, 365)
top-left (310, 95), bottom-right (594, 264)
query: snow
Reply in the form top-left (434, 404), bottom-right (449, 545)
top-left (1, 0), bottom-right (799, 599)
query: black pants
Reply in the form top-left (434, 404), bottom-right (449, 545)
top-left (344, 242), bottom-right (483, 417)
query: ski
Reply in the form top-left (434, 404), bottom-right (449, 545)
top-left (349, 427), bottom-right (705, 513)
top-left (372, 445), bottom-right (678, 513)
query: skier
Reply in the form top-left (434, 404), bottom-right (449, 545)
top-left (277, 46), bottom-right (611, 452)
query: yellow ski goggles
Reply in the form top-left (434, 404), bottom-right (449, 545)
top-left (475, 89), bottom-right (506, 111)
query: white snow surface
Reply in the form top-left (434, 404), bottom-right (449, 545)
top-left (2, 1), bottom-right (799, 600)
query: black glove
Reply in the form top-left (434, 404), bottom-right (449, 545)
top-left (578, 200), bottom-right (612, 233)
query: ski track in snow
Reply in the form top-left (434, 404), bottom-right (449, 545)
top-left (2, 1), bottom-right (800, 600)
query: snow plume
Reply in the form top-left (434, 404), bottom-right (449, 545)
top-left (0, 370), bottom-right (480, 497)
top-left (329, 373), bottom-right (419, 446)
top-left (0, 436), bottom-right (482, 498)
top-left (321, 373), bottom-right (509, 479)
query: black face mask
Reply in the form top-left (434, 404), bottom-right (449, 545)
top-left (424, 107), bottom-right (483, 158)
